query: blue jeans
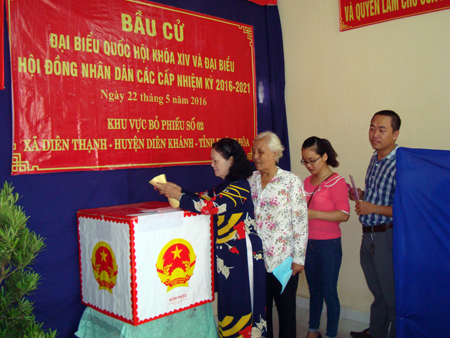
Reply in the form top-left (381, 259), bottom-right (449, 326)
top-left (305, 238), bottom-right (342, 338)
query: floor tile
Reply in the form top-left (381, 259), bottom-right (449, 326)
top-left (212, 298), bottom-right (368, 337)
top-left (270, 305), bottom-right (367, 338)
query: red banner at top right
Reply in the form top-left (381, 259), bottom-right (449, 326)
top-left (339, 0), bottom-right (450, 31)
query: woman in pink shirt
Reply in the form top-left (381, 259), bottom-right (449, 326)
top-left (302, 137), bottom-right (350, 338)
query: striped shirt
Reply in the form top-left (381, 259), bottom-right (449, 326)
top-left (359, 146), bottom-right (398, 226)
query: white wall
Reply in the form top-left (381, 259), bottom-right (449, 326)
top-left (277, 1), bottom-right (450, 313)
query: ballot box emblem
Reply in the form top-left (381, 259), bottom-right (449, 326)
top-left (91, 241), bottom-right (118, 294)
top-left (156, 238), bottom-right (196, 292)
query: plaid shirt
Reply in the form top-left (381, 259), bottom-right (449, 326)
top-left (359, 146), bottom-right (398, 226)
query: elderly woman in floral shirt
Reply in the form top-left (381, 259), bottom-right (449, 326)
top-left (249, 131), bottom-right (308, 338)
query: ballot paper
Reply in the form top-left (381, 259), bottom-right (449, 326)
top-left (149, 174), bottom-right (180, 208)
top-left (349, 175), bottom-right (359, 201)
top-left (272, 256), bottom-right (293, 294)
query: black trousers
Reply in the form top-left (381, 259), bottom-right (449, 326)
top-left (266, 271), bottom-right (299, 338)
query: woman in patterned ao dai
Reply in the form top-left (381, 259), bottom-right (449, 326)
top-left (155, 138), bottom-right (267, 338)
top-left (249, 131), bottom-right (308, 338)
top-left (301, 137), bottom-right (350, 338)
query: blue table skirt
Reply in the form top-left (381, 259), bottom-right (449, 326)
top-left (75, 304), bottom-right (218, 338)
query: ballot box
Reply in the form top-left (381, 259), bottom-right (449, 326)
top-left (77, 201), bottom-right (214, 325)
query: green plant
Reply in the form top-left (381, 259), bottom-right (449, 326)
top-left (0, 182), bottom-right (57, 338)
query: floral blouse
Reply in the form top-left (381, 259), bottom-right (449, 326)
top-left (248, 167), bottom-right (308, 272)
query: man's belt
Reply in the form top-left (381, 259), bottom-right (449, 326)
top-left (362, 223), bottom-right (393, 233)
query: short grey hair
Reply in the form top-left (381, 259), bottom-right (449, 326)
top-left (254, 131), bottom-right (284, 163)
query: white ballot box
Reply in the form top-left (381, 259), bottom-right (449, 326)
top-left (77, 201), bottom-right (214, 325)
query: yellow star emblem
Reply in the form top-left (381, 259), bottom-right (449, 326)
top-left (100, 249), bottom-right (108, 262)
top-left (171, 246), bottom-right (182, 260)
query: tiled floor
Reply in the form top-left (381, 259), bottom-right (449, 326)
top-left (271, 305), bottom-right (368, 338)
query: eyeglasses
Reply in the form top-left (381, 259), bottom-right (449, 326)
top-left (301, 155), bottom-right (322, 165)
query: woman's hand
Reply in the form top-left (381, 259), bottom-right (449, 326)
top-left (308, 209), bottom-right (317, 220)
top-left (292, 263), bottom-right (304, 276)
top-left (155, 182), bottom-right (182, 200)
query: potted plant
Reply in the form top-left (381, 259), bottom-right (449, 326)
top-left (0, 182), bottom-right (57, 338)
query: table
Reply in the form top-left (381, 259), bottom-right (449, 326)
top-left (75, 304), bottom-right (218, 338)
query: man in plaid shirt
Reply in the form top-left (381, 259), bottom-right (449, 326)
top-left (350, 110), bottom-right (401, 338)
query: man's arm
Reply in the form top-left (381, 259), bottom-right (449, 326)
top-left (349, 187), bottom-right (364, 201)
top-left (355, 201), bottom-right (393, 217)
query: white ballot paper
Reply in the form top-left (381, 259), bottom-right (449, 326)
top-left (273, 256), bottom-right (293, 294)
top-left (149, 174), bottom-right (180, 208)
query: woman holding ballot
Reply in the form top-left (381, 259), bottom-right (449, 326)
top-left (155, 138), bottom-right (267, 338)
top-left (301, 137), bottom-right (350, 338)
top-left (249, 131), bottom-right (308, 338)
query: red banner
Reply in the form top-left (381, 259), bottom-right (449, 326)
top-left (247, 0), bottom-right (277, 5)
top-left (7, 0), bottom-right (257, 175)
top-left (339, 0), bottom-right (450, 31)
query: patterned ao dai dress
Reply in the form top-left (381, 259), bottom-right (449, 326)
top-left (179, 178), bottom-right (267, 338)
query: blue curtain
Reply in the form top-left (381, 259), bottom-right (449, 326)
top-left (0, 1), bottom-right (289, 336)
top-left (394, 147), bottom-right (450, 337)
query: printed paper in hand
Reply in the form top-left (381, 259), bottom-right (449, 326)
top-left (349, 175), bottom-right (359, 201)
top-left (273, 256), bottom-right (293, 294)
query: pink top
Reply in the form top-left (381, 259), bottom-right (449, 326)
top-left (304, 174), bottom-right (350, 240)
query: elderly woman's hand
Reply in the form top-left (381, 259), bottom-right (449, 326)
top-left (292, 263), bottom-right (304, 276)
top-left (155, 182), bottom-right (182, 200)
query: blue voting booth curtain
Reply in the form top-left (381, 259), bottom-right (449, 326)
top-left (0, 1), bottom-right (289, 337)
top-left (394, 147), bottom-right (450, 338)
